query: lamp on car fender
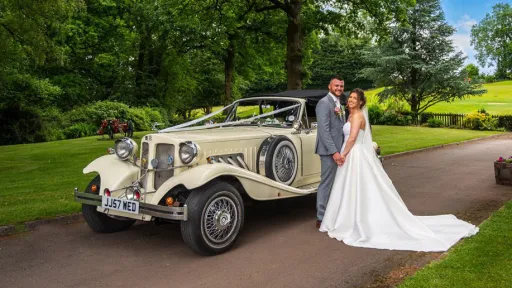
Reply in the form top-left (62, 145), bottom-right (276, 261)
top-left (179, 141), bottom-right (198, 164)
top-left (114, 137), bottom-right (138, 160)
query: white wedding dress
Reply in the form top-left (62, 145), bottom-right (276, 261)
top-left (319, 108), bottom-right (479, 252)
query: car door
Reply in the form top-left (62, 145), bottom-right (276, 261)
top-left (299, 104), bottom-right (321, 177)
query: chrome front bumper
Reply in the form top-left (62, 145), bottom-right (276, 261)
top-left (74, 190), bottom-right (188, 221)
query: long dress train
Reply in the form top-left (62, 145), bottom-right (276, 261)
top-left (319, 112), bottom-right (478, 252)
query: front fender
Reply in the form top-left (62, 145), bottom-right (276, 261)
top-left (83, 154), bottom-right (139, 192)
top-left (151, 163), bottom-right (316, 204)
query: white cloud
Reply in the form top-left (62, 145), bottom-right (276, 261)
top-left (450, 33), bottom-right (472, 57)
top-left (450, 15), bottom-right (495, 74)
top-left (456, 14), bottom-right (477, 33)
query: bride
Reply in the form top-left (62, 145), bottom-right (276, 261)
top-left (319, 88), bottom-right (479, 252)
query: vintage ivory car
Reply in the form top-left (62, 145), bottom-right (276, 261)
top-left (74, 90), bottom-right (382, 255)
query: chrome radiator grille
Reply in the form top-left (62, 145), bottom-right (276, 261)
top-left (154, 144), bottom-right (175, 190)
top-left (140, 142), bottom-right (149, 188)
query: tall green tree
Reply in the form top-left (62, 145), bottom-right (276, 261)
top-left (471, 3), bottom-right (512, 80)
top-left (253, 0), bottom-right (415, 90)
top-left (308, 36), bottom-right (373, 90)
top-left (361, 0), bottom-right (486, 114)
top-left (464, 64), bottom-right (480, 80)
top-left (0, 0), bottom-right (82, 108)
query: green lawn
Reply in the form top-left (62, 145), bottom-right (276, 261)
top-left (365, 81), bottom-right (512, 115)
top-left (399, 201), bottom-right (512, 288)
top-left (0, 127), bottom-right (502, 226)
top-left (372, 126), bottom-right (501, 155)
top-left (0, 131), bottom-right (152, 227)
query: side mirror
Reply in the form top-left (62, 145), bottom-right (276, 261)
top-left (292, 120), bottom-right (302, 131)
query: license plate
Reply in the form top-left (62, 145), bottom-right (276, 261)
top-left (102, 196), bottom-right (139, 214)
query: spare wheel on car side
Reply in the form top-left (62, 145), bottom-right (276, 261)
top-left (257, 136), bottom-right (298, 186)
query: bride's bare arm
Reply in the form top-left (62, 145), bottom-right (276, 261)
top-left (341, 112), bottom-right (364, 159)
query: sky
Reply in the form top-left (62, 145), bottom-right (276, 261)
top-left (441, 0), bottom-right (511, 74)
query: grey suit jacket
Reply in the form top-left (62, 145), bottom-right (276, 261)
top-left (314, 94), bottom-right (345, 156)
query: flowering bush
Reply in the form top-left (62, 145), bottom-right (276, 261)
top-left (496, 156), bottom-right (512, 163)
top-left (463, 112), bottom-right (499, 130)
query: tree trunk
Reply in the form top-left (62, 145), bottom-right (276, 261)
top-left (224, 33), bottom-right (236, 106)
top-left (135, 31), bottom-right (151, 89)
top-left (410, 95), bottom-right (419, 114)
top-left (285, 0), bottom-right (303, 90)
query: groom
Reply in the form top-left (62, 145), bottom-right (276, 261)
top-left (314, 76), bottom-right (346, 228)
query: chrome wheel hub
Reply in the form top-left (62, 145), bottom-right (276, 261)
top-left (204, 196), bottom-right (238, 244)
top-left (214, 210), bottom-right (232, 230)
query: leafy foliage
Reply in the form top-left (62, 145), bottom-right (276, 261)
top-left (471, 3), bottom-right (512, 79)
top-left (463, 112), bottom-right (500, 131)
top-left (361, 0), bottom-right (487, 114)
top-left (64, 123), bottom-right (98, 139)
top-left (426, 118), bottom-right (444, 128)
top-left (308, 36), bottom-right (373, 90)
top-left (464, 64), bottom-right (480, 80)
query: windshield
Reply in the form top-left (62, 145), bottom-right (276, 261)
top-left (159, 98), bottom-right (302, 133)
top-left (223, 99), bottom-right (301, 127)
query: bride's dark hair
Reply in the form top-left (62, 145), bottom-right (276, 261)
top-left (350, 88), bottom-right (366, 108)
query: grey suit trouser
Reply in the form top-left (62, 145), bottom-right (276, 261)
top-left (317, 155), bottom-right (338, 221)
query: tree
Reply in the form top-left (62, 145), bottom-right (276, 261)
top-left (361, 0), bottom-right (486, 114)
top-left (471, 3), bottom-right (512, 80)
top-left (308, 35), bottom-right (373, 90)
top-left (464, 64), bottom-right (480, 80)
top-left (254, 0), bottom-right (414, 90)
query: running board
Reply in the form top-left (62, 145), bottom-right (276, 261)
top-left (293, 182), bottom-right (320, 194)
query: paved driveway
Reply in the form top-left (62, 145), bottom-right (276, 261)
top-left (1, 134), bottom-right (511, 288)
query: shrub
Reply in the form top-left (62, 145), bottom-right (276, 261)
top-left (125, 107), bottom-right (151, 131)
top-left (463, 112), bottom-right (499, 130)
top-left (64, 123), bottom-right (97, 139)
top-left (142, 107), bottom-right (165, 126)
top-left (368, 104), bottom-right (384, 124)
top-left (0, 105), bottom-right (65, 145)
top-left (40, 107), bottom-right (66, 141)
top-left (88, 101), bottom-right (131, 123)
top-left (496, 116), bottom-right (512, 131)
top-left (380, 110), bottom-right (412, 126)
top-left (427, 118), bottom-right (444, 128)
top-left (63, 101), bottom-right (169, 133)
top-left (385, 99), bottom-right (408, 113)
top-left (419, 112), bottom-right (433, 124)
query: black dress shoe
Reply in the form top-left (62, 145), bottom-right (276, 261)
top-left (316, 220), bottom-right (322, 228)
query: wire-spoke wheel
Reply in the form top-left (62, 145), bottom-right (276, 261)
top-left (181, 181), bottom-right (244, 256)
top-left (203, 196), bottom-right (238, 244)
top-left (273, 142), bottom-right (297, 183)
top-left (258, 136), bottom-right (298, 185)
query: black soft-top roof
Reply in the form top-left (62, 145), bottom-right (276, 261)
top-left (246, 89), bottom-right (349, 103)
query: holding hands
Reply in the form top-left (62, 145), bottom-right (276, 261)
top-left (332, 152), bottom-right (346, 166)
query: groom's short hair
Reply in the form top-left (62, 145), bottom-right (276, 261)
top-left (330, 75), bottom-right (344, 82)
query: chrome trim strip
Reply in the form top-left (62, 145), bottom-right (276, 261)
top-left (258, 137), bottom-right (273, 176)
top-left (236, 155), bottom-right (249, 170)
top-left (226, 157), bottom-right (241, 168)
top-left (74, 191), bottom-right (188, 221)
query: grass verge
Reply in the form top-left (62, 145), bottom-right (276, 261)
top-left (0, 127), bottom-right (502, 226)
top-left (399, 201), bottom-right (512, 288)
top-left (365, 81), bottom-right (512, 115)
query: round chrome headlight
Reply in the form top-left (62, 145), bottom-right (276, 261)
top-left (179, 141), bottom-right (198, 164)
top-left (114, 138), bottom-right (138, 160)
